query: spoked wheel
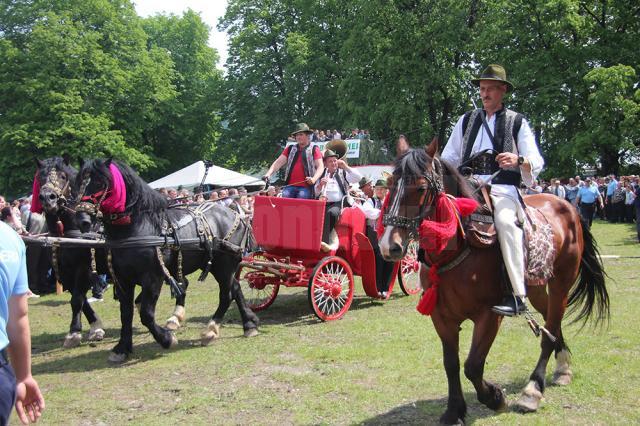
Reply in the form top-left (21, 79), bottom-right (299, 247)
top-left (236, 254), bottom-right (280, 311)
top-left (308, 256), bottom-right (354, 321)
top-left (398, 239), bottom-right (422, 295)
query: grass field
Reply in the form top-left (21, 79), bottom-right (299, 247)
top-left (24, 221), bottom-right (639, 425)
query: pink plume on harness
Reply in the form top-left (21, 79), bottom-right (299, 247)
top-left (101, 163), bottom-right (127, 215)
top-left (30, 172), bottom-right (43, 214)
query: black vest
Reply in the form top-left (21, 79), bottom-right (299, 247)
top-left (461, 108), bottom-right (523, 186)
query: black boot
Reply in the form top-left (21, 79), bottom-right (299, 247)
top-left (492, 295), bottom-right (527, 316)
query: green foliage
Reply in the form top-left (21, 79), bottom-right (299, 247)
top-left (0, 0), bottom-right (175, 195)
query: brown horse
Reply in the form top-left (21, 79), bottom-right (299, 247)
top-left (379, 141), bottom-right (609, 424)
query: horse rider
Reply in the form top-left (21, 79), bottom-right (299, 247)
top-left (356, 177), bottom-right (395, 297)
top-left (263, 123), bottom-right (324, 199)
top-left (315, 149), bottom-right (362, 252)
top-left (441, 64), bottom-right (544, 316)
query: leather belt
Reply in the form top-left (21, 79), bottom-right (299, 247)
top-left (470, 152), bottom-right (497, 175)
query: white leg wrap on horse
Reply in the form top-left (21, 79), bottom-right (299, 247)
top-left (172, 305), bottom-right (186, 322)
top-left (87, 319), bottom-right (105, 341)
top-left (165, 306), bottom-right (185, 330)
top-left (553, 350), bottom-right (573, 385)
top-left (200, 320), bottom-right (220, 346)
top-left (491, 194), bottom-right (527, 297)
top-left (63, 332), bottom-right (82, 348)
top-left (522, 380), bottom-right (543, 399)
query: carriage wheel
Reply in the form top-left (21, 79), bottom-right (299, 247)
top-left (399, 239), bottom-right (422, 295)
top-left (308, 256), bottom-right (354, 321)
top-left (236, 254), bottom-right (280, 311)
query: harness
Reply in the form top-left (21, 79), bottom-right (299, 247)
top-left (382, 157), bottom-right (445, 237)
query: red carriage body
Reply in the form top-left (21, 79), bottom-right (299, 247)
top-left (237, 196), bottom-right (421, 321)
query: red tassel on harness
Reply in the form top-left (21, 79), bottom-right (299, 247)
top-left (416, 264), bottom-right (441, 315)
top-left (56, 220), bottom-right (64, 236)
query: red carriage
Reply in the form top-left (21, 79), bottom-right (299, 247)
top-left (236, 196), bottom-right (422, 321)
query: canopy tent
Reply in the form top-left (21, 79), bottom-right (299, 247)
top-left (148, 161), bottom-right (265, 191)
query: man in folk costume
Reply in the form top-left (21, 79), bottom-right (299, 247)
top-left (263, 123), bottom-right (324, 199)
top-left (315, 150), bottom-right (362, 252)
top-left (441, 64), bottom-right (544, 316)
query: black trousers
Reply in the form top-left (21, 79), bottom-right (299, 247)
top-left (579, 202), bottom-right (595, 228)
top-left (321, 202), bottom-right (342, 243)
top-left (365, 225), bottom-right (396, 293)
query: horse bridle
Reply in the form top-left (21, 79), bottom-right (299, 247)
top-left (41, 168), bottom-right (71, 206)
top-left (75, 174), bottom-right (108, 219)
top-left (382, 158), bottom-right (444, 237)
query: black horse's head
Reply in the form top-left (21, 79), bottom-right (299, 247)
top-left (379, 139), bottom-right (446, 261)
top-left (34, 156), bottom-right (77, 215)
top-left (75, 158), bottom-right (113, 232)
top-left (75, 158), bottom-right (167, 233)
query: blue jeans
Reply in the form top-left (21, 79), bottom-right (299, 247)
top-left (0, 352), bottom-right (16, 425)
top-left (281, 185), bottom-right (313, 199)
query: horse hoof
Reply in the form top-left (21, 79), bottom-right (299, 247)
top-left (87, 328), bottom-right (105, 342)
top-left (168, 333), bottom-right (179, 349)
top-left (63, 332), bottom-right (82, 349)
top-left (513, 381), bottom-right (543, 413)
top-left (108, 352), bottom-right (128, 363)
top-left (439, 413), bottom-right (464, 425)
top-left (552, 372), bottom-right (572, 386)
top-left (200, 321), bottom-right (220, 346)
top-left (244, 328), bottom-right (259, 338)
top-left (165, 317), bottom-right (180, 331)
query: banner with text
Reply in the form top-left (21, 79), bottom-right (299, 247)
top-left (285, 139), bottom-right (361, 158)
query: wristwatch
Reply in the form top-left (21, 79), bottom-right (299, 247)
top-left (517, 156), bottom-right (525, 165)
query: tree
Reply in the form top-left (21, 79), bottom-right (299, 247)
top-left (0, 0), bottom-right (175, 196)
top-left (142, 10), bottom-right (225, 181)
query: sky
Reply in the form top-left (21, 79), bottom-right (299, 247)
top-left (133, 0), bottom-right (229, 67)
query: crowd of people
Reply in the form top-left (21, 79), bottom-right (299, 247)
top-left (521, 174), bottom-right (640, 239)
top-left (286, 127), bottom-right (371, 143)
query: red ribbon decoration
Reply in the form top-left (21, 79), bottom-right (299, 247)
top-left (416, 193), bottom-right (478, 316)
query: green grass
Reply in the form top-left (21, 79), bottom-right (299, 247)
top-left (24, 221), bottom-right (639, 425)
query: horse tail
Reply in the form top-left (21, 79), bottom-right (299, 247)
top-left (567, 217), bottom-right (610, 327)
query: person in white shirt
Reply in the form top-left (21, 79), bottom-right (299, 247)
top-left (355, 177), bottom-right (395, 297)
top-left (315, 150), bottom-right (362, 252)
top-left (441, 64), bottom-right (544, 317)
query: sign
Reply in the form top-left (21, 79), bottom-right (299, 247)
top-left (285, 139), bottom-right (362, 158)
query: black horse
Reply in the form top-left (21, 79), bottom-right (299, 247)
top-left (75, 158), bottom-right (259, 362)
top-left (34, 157), bottom-right (107, 348)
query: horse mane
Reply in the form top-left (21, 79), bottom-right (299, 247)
top-left (393, 148), bottom-right (478, 201)
top-left (86, 159), bottom-right (168, 229)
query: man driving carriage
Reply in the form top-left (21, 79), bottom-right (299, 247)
top-left (263, 123), bottom-right (324, 199)
top-left (315, 147), bottom-right (362, 252)
top-left (441, 64), bottom-right (544, 316)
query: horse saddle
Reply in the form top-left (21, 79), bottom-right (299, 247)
top-left (464, 180), bottom-right (497, 249)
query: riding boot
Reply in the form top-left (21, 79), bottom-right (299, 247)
top-left (492, 295), bottom-right (527, 316)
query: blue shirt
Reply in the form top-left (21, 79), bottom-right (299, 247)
top-left (0, 221), bottom-right (29, 350)
top-left (607, 179), bottom-right (618, 196)
top-left (578, 185), bottom-right (599, 204)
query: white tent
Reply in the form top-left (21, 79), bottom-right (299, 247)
top-left (148, 161), bottom-right (265, 190)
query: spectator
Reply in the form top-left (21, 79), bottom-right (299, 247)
top-left (565, 178), bottom-right (579, 206)
top-left (610, 181), bottom-right (625, 223)
top-left (548, 179), bottom-right (566, 199)
top-left (606, 174), bottom-right (618, 222)
top-left (266, 186), bottom-right (276, 197)
top-left (576, 177), bottom-right (602, 229)
top-left (1, 207), bottom-right (26, 235)
top-left (525, 179), bottom-right (543, 195)
top-left (209, 191), bottom-right (219, 201)
top-left (634, 182), bottom-right (640, 243)
top-left (332, 129), bottom-right (342, 140)
top-left (0, 220), bottom-right (45, 424)
top-left (624, 181), bottom-right (636, 223)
